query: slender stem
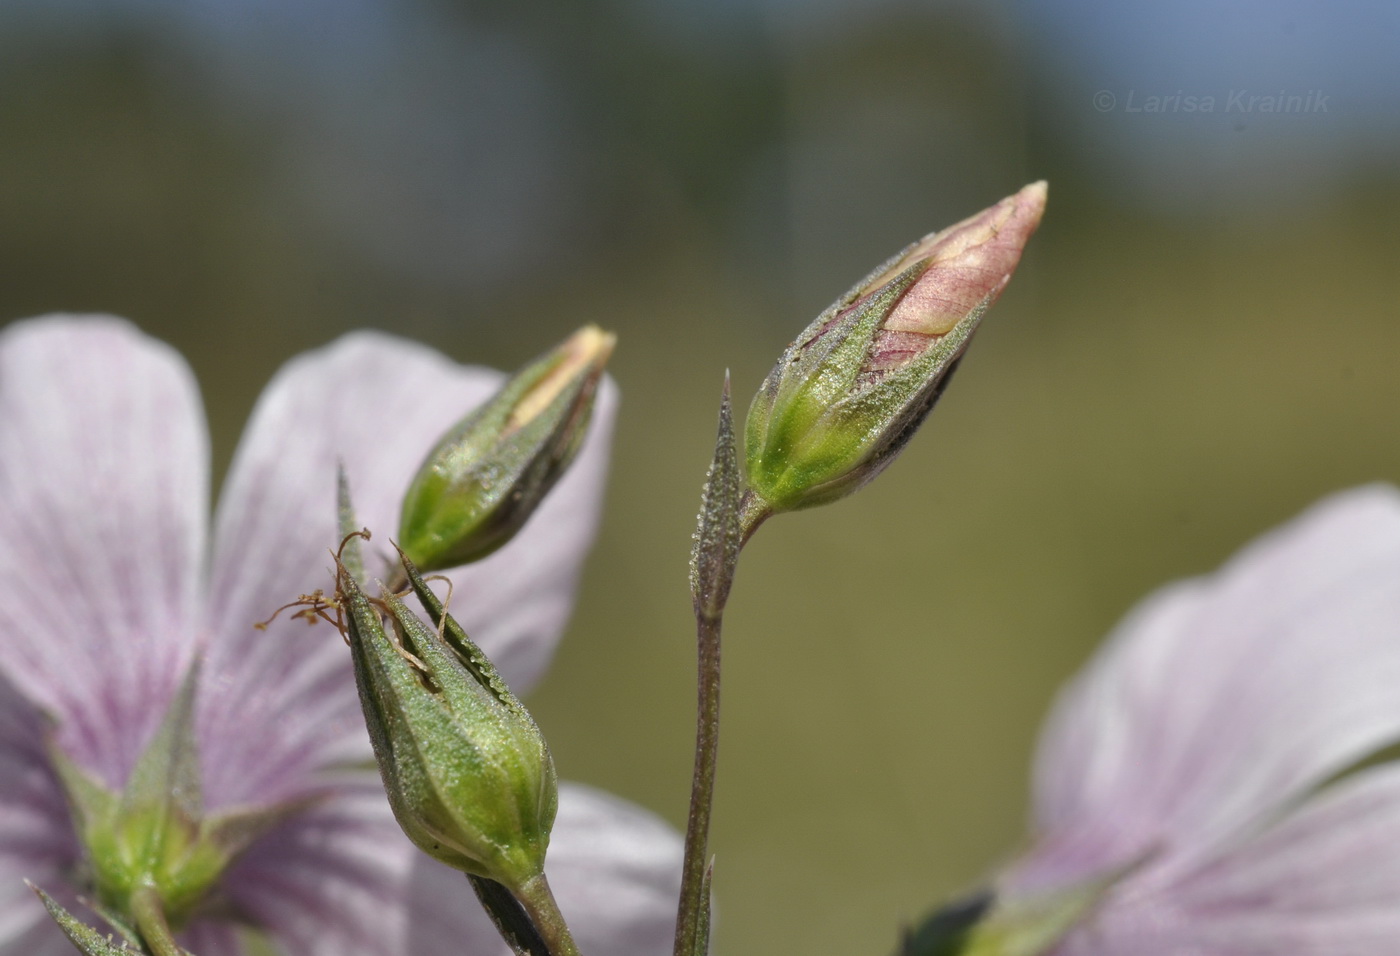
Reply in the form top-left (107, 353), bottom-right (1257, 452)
top-left (514, 873), bottom-right (582, 956)
top-left (130, 884), bottom-right (183, 956)
top-left (674, 491), bottom-right (771, 956)
top-left (673, 608), bottom-right (725, 956)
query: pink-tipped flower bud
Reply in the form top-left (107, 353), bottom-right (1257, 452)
top-left (744, 182), bottom-right (1046, 513)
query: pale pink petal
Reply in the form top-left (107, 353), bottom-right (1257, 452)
top-left (543, 783), bottom-right (683, 956)
top-left (1019, 485), bottom-right (1400, 886)
top-left (402, 858), bottom-right (526, 956)
top-left (1054, 766), bottom-right (1400, 955)
top-left (0, 675), bottom-right (79, 953)
top-left (405, 781), bottom-right (682, 956)
top-left (0, 917), bottom-right (80, 956)
top-left (202, 331), bottom-right (616, 808)
top-left (226, 777), bottom-right (676, 956)
top-left (178, 923), bottom-right (246, 956)
top-left (222, 777), bottom-right (429, 956)
top-left (0, 316), bottom-right (207, 789)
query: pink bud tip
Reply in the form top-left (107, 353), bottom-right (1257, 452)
top-left (880, 181), bottom-right (1047, 337)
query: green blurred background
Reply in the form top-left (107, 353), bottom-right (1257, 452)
top-left (3, 1), bottom-right (1399, 952)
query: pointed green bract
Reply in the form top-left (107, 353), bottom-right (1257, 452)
top-left (398, 325), bottom-right (615, 572)
top-left (336, 464), bottom-right (366, 586)
top-left (689, 375), bottom-right (742, 622)
top-left (30, 884), bottom-right (153, 956)
top-left (339, 552), bottom-right (557, 891)
top-left (689, 859), bottom-right (714, 956)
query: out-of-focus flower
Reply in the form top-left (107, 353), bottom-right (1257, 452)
top-left (0, 316), bottom-right (681, 955)
top-left (744, 182), bottom-right (1046, 514)
top-left (923, 486), bottom-right (1400, 955)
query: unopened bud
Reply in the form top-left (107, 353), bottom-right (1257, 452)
top-left (744, 182), bottom-right (1046, 513)
top-left (399, 325), bottom-right (615, 571)
top-left (339, 552), bottom-right (557, 889)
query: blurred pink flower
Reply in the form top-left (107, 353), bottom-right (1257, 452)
top-left (0, 316), bottom-right (680, 955)
top-left (1001, 486), bottom-right (1400, 954)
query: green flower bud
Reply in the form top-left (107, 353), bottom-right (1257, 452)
top-left (399, 325), bottom-right (615, 572)
top-left (339, 551), bottom-right (557, 890)
top-left (744, 182), bottom-right (1046, 513)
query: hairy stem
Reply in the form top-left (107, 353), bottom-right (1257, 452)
top-left (514, 873), bottom-right (581, 956)
top-left (130, 885), bottom-right (183, 956)
top-left (675, 381), bottom-right (769, 956)
top-left (673, 607), bottom-right (725, 956)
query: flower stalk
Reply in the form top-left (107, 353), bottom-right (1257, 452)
top-left (675, 377), bottom-right (742, 956)
top-left (130, 883), bottom-right (188, 956)
top-left (514, 873), bottom-right (583, 956)
top-left (675, 186), bottom-right (1046, 956)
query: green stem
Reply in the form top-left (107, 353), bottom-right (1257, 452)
top-left (130, 884), bottom-right (184, 956)
top-left (674, 491), bottom-right (770, 956)
top-left (514, 873), bottom-right (581, 956)
top-left (673, 607), bottom-right (725, 956)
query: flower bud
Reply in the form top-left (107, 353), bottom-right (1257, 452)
top-left (399, 325), bottom-right (615, 572)
top-left (339, 552), bottom-right (557, 890)
top-left (744, 182), bottom-right (1046, 513)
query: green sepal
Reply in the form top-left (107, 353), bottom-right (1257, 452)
top-left (745, 262), bottom-right (986, 512)
top-left (759, 264), bottom-right (926, 454)
top-left (336, 464), bottom-right (366, 587)
top-left (120, 662), bottom-right (203, 826)
top-left (398, 551), bottom-right (522, 711)
top-left (45, 738), bottom-right (120, 847)
top-left (46, 661), bottom-right (302, 933)
top-left (199, 795), bottom-right (324, 862)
